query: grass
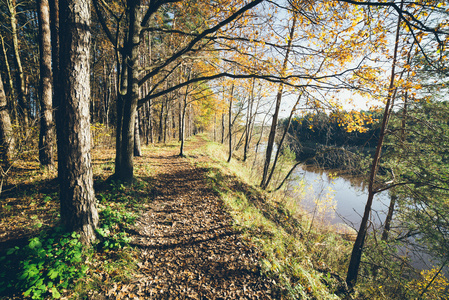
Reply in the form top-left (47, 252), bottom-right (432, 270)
top-left (1, 133), bottom-right (446, 299)
top-left (195, 135), bottom-right (449, 300)
top-left (194, 136), bottom-right (351, 299)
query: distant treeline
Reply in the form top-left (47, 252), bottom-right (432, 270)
top-left (283, 110), bottom-right (382, 171)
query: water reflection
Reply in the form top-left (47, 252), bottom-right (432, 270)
top-left (288, 164), bottom-right (444, 274)
top-left (290, 164), bottom-right (389, 230)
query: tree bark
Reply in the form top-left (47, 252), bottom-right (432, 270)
top-left (38, 0), bottom-right (55, 168)
top-left (114, 58), bottom-right (127, 176)
top-left (134, 109), bottom-right (142, 156)
top-left (243, 79), bottom-right (256, 162)
top-left (8, 0), bottom-right (29, 128)
top-left (346, 4), bottom-right (402, 287)
top-left (227, 83), bottom-right (234, 163)
top-left (264, 91), bottom-right (302, 189)
top-left (49, 0), bottom-right (59, 106)
top-left (114, 0), bottom-right (141, 182)
top-left (260, 14), bottom-right (296, 189)
top-left (147, 100), bottom-right (153, 144)
top-left (56, 0), bottom-right (98, 244)
top-left (221, 112), bottom-right (225, 144)
top-left (0, 73), bottom-right (14, 168)
top-left (179, 86), bottom-right (189, 157)
top-left (0, 35), bottom-right (17, 123)
top-left (158, 98), bottom-right (164, 143)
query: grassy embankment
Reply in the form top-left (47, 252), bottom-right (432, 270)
top-left (190, 136), bottom-right (353, 299)
top-left (2, 134), bottom-right (443, 299)
top-left (200, 136), bottom-right (449, 300)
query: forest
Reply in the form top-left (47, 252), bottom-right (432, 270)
top-left (0, 0), bottom-right (448, 299)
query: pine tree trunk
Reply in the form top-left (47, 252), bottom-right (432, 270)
top-left (8, 0), bottom-right (29, 128)
top-left (38, 0), bottom-right (55, 168)
top-left (56, 0), bottom-right (98, 244)
top-left (147, 100), bottom-right (153, 144)
top-left (0, 73), bottom-right (14, 168)
top-left (227, 84), bottom-right (234, 163)
top-left (163, 97), bottom-right (169, 144)
top-left (179, 89), bottom-right (188, 157)
top-left (158, 99), bottom-right (164, 143)
top-left (49, 0), bottom-right (59, 107)
top-left (134, 109), bottom-right (142, 156)
top-left (213, 112), bottom-right (216, 142)
top-left (0, 36), bottom-right (17, 123)
top-left (115, 0), bottom-right (141, 182)
top-left (221, 113), bottom-right (225, 144)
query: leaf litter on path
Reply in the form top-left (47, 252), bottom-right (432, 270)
top-left (126, 140), bottom-right (280, 299)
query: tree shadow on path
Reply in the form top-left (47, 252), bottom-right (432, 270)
top-left (128, 155), bottom-right (282, 299)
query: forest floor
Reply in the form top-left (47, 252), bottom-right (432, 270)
top-left (115, 137), bottom-right (280, 298)
top-left (0, 136), bottom-right (284, 299)
top-left (2, 136), bottom-right (445, 300)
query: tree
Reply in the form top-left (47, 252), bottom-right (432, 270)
top-left (6, 0), bottom-right (29, 128)
top-left (227, 82), bottom-right (234, 163)
top-left (55, 0), bottom-right (98, 244)
top-left (346, 4), bottom-right (403, 288)
top-left (93, 0), bottom-right (266, 182)
top-left (0, 72), bottom-right (14, 171)
top-left (37, 0), bottom-right (55, 168)
top-left (260, 13), bottom-right (297, 189)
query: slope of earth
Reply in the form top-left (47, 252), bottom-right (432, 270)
top-left (106, 137), bottom-right (281, 299)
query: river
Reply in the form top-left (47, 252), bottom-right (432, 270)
top-left (288, 164), bottom-right (443, 273)
top-left (289, 165), bottom-right (389, 230)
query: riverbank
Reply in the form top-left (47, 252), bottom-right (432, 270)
top-left (0, 135), bottom-right (346, 299)
top-left (1, 135), bottom-right (446, 299)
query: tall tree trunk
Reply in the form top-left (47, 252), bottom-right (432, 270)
top-left (382, 192), bottom-right (397, 241)
top-left (115, 0), bottom-right (141, 182)
top-left (38, 0), bottom-right (55, 168)
top-left (243, 79), bottom-right (256, 162)
top-left (134, 109), bottom-right (142, 156)
top-left (172, 108), bottom-right (176, 139)
top-left (382, 58), bottom-right (410, 241)
top-left (346, 5), bottom-right (402, 287)
top-left (0, 35), bottom-right (17, 124)
top-left (56, 0), bottom-right (98, 244)
top-left (213, 112), bottom-right (216, 142)
top-left (178, 98), bottom-right (182, 142)
top-left (147, 100), bottom-right (153, 144)
top-left (158, 99), bottom-right (164, 143)
top-left (115, 63), bottom-right (126, 176)
top-left (163, 99), bottom-right (169, 143)
top-left (102, 60), bottom-right (111, 127)
top-left (179, 86), bottom-right (189, 157)
top-left (227, 83), bottom-right (234, 163)
top-left (260, 14), bottom-right (296, 188)
top-left (8, 0), bottom-right (29, 128)
top-left (49, 0), bottom-right (59, 109)
top-left (221, 113), bottom-right (225, 144)
top-left (264, 91), bottom-right (302, 189)
top-left (0, 73), bottom-right (14, 168)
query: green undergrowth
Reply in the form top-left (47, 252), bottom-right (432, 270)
top-left (0, 228), bottom-right (87, 299)
top-left (194, 139), bottom-right (352, 299)
top-left (0, 175), bottom-right (151, 299)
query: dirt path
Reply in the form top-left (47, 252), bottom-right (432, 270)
top-left (123, 139), bottom-right (279, 299)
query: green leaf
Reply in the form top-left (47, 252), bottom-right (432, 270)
top-left (24, 288), bottom-right (32, 297)
top-left (29, 238), bottom-right (42, 249)
top-left (6, 246), bottom-right (19, 255)
top-left (51, 287), bottom-right (61, 299)
top-left (48, 268), bottom-right (59, 280)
